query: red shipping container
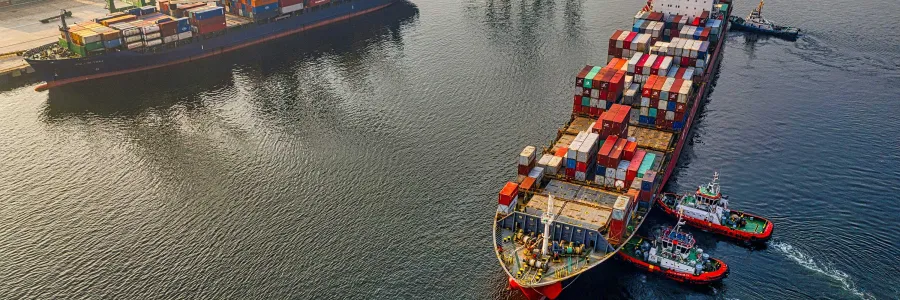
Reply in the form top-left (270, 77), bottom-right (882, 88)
top-left (675, 111), bottom-right (686, 121)
top-left (520, 176), bottom-right (535, 191)
top-left (642, 76), bottom-right (657, 98)
top-left (566, 168), bottom-right (576, 178)
top-left (594, 68), bottom-right (612, 90)
top-left (624, 32), bottom-right (637, 50)
top-left (554, 147), bottom-right (567, 157)
top-left (158, 20), bottom-right (178, 37)
top-left (518, 164), bottom-right (531, 176)
top-left (665, 120), bottom-right (674, 128)
top-left (195, 20), bottom-right (225, 35)
top-left (675, 103), bottom-right (686, 113)
top-left (608, 138), bottom-right (627, 168)
top-left (499, 182), bottom-right (518, 206)
top-left (576, 162), bottom-right (587, 172)
top-left (635, 55), bottom-right (649, 75)
top-left (656, 116), bottom-right (666, 126)
top-left (596, 135), bottom-right (617, 166)
top-left (626, 150), bottom-right (645, 183)
top-left (609, 30), bottom-right (623, 48)
top-left (589, 107), bottom-right (598, 116)
top-left (623, 141), bottom-right (637, 160)
top-left (609, 71), bottom-right (625, 101)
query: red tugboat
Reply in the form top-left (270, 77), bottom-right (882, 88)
top-left (656, 173), bottom-right (774, 242)
top-left (618, 217), bottom-right (728, 284)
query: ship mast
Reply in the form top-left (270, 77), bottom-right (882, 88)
top-left (541, 195), bottom-right (558, 256)
top-left (59, 9), bottom-right (71, 47)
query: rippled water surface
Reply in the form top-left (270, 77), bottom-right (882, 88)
top-left (1, 0), bottom-right (898, 299)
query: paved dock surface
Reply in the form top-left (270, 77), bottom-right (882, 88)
top-left (0, 0), bottom-right (124, 84)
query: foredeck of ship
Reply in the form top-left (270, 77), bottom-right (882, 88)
top-left (495, 116), bottom-right (675, 287)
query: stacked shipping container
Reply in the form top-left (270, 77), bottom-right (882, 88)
top-left (574, 65), bottom-right (626, 117)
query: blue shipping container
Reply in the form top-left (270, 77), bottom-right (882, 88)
top-left (140, 6), bottom-right (157, 15)
top-left (673, 121), bottom-right (684, 130)
top-left (103, 38), bottom-right (122, 48)
top-left (127, 8), bottom-right (142, 16)
top-left (639, 116), bottom-right (648, 124)
top-left (667, 101), bottom-right (676, 111)
top-left (566, 159), bottom-right (576, 170)
top-left (193, 7), bottom-right (225, 20)
top-left (251, 3), bottom-right (279, 14)
top-left (176, 17), bottom-right (191, 33)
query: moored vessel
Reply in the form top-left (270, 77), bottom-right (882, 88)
top-left (492, 0), bottom-right (734, 299)
top-left (24, 0), bottom-right (398, 90)
top-left (618, 218), bottom-right (729, 284)
top-left (656, 173), bottom-right (774, 242)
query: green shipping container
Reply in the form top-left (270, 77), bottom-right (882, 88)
top-left (58, 38), bottom-right (69, 50)
top-left (70, 43), bottom-right (87, 57)
top-left (637, 153), bottom-right (656, 178)
top-left (719, 4), bottom-right (729, 14)
top-left (581, 96), bottom-right (590, 106)
top-left (648, 108), bottom-right (657, 117)
top-left (84, 41), bottom-right (104, 52)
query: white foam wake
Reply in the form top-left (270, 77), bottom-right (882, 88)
top-left (771, 241), bottom-right (876, 300)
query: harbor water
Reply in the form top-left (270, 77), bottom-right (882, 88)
top-left (0, 0), bottom-right (897, 298)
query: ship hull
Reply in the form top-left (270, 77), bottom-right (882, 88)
top-left (618, 252), bottom-right (729, 284)
top-left (656, 194), bottom-right (774, 242)
top-left (26, 0), bottom-right (396, 90)
top-left (727, 16), bottom-right (799, 40)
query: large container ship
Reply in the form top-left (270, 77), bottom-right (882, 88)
top-left (492, 0), bottom-right (732, 299)
top-left (24, 0), bottom-right (397, 90)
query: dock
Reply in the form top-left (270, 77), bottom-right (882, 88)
top-left (0, 0), bottom-right (125, 86)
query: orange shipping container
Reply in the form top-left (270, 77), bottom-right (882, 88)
top-left (250, 0), bottom-right (278, 6)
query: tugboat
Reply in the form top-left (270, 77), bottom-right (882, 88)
top-left (618, 217), bottom-right (729, 284)
top-left (728, 0), bottom-right (800, 40)
top-left (657, 173), bottom-right (774, 242)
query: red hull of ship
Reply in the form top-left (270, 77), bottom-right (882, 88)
top-left (618, 252), bottom-right (729, 284)
top-left (656, 196), bottom-right (774, 242)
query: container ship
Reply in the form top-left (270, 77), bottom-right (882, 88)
top-left (491, 0), bottom-right (732, 299)
top-left (24, 0), bottom-right (398, 90)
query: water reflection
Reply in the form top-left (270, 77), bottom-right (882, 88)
top-left (43, 1), bottom-right (420, 121)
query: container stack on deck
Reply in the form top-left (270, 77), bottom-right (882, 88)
top-left (498, 5), bottom-right (729, 233)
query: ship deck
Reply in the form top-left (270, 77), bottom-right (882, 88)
top-left (495, 117), bottom-right (674, 287)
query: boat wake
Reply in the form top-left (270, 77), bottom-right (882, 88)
top-left (771, 241), bottom-right (876, 300)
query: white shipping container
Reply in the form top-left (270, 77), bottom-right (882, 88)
top-left (163, 35), bottom-right (178, 43)
top-left (537, 154), bottom-right (553, 169)
top-left (177, 31), bottom-right (193, 40)
top-left (124, 35), bottom-right (142, 43)
top-left (575, 171), bottom-right (586, 181)
top-left (141, 25), bottom-right (160, 34)
top-left (280, 3), bottom-right (304, 14)
top-left (143, 39), bottom-right (162, 47)
top-left (126, 41), bottom-right (143, 49)
top-left (604, 177), bottom-right (615, 188)
top-left (575, 86), bottom-right (584, 95)
top-left (143, 32), bottom-right (161, 40)
top-left (567, 141), bottom-right (581, 159)
top-left (122, 28), bottom-right (141, 37)
top-left (528, 167), bottom-right (545, 183)
top-left (666, 111), bottom-right (675, 121)
top-left (590, 88), bottom-right (600, 99)
top-left (640, 107), bottom-right (649, 116)
top-left (605, 167), bottom-right (616, 179)
top-left (519, 146), bottom-right (536, 166)
top-left (630, 108), bottom-right (640, 124)
top-left (595, 176), bottom-right (604, 186)
top-left (641, 97), bottom-right (650, 107)
top-left (547, 156), bottom-right (562, 175)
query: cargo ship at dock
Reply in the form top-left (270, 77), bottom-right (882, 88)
top-left (492, 0), bottom-right (733, 299)
top-left (24, 0), bottom-right (398, 90)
